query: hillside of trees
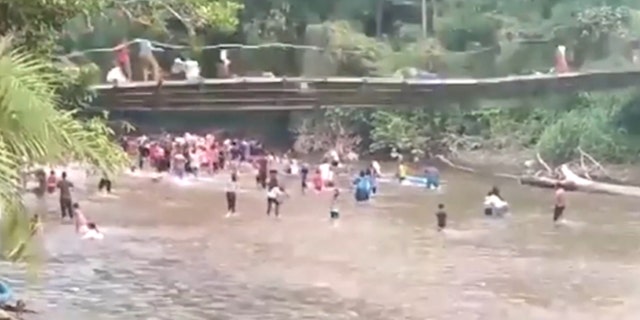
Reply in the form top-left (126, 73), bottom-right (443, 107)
top-left (53, 0), bottom-right (640, 164)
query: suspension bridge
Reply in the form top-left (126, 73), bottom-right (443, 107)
top-left (91, 70), bottom-right (640, 111)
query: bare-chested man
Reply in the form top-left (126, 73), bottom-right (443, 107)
top-left (553, 182), bottom-right (566, 223)
top-left (57, 172), bottom-right (74, 220)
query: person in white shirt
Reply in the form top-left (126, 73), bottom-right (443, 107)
top-left (328, 150), bottom-right (340, 167)
top-left (371, 160), bottom-right (382, 176)
top-left (318, 161), bottom-right (332, 186)
top-left (266, 184), bottom-right (287, 217)
top-left (483, 187), bottom-right (509, 217)
top-left (171, 56), bottom-right (201, 82)
top-left (106, 63), bottom-right (128, 85)
top-left (82, 223), bottom-right (104, 240)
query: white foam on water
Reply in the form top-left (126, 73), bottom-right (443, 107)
top-left (556, 219), bottom-right (586, 229)
top-left (442, 228), bottom-right (489, 240)
top-left (170, 177), bottom-right (195, 187)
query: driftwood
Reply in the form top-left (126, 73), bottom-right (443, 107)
top-left (519, 175), bottom-right (577, 191)
top-left (436, 154), bottom-right (576, 191)
top-left (434, 155), bottom-right (520, 179)
top-left (437, 151), bottom-right (640, 197)
top-left (560, 165), bottom-right (640, 197)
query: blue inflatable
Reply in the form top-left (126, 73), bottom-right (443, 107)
top-left (402, 175), bottom-right (442, 189)
top-left (0, 281), bottom-right (13, 305)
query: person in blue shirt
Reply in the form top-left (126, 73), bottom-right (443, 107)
top-left (364, 168), bottom-right (378, 196)
top-left (0, 280), bottom-right (13, 306)
top-left (425, 166), bottom-right (440, 190)
top-left (353, 171), bottom-right (371, 202)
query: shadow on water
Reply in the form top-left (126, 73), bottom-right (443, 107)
top-left (6, 167), bottom-right (640, 319)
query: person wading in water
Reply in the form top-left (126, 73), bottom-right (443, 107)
top-left (46, 170), bottom-right (57, 194)
top-left (553, 182), bottom-right (566, 224)
top-left (98, 172), bottom-right (112, 194)
top-left (255, 155), bottom-right (268, 189)
top-left (57, 172), bottom-right (74, 220)
top-left (435, 203), bottom-right (447, 231)
top-left (225, 173), bottom-right (238, 217)
top-left (266, 183), bottom-right (287, 218)
top-left (330, 187), bottom-right (341, 226)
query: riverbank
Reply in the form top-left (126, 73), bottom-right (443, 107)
top-left (452, 147), bottom-right (640, 186)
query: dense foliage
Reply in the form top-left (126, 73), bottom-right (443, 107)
top-left (0, 0), bottom-right (231, 261)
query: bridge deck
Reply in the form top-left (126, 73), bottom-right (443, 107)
top-left (91, 70), bottom-right (640, 111)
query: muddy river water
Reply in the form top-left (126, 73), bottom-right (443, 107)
top-left (3, 167), bottom-right (640, 320)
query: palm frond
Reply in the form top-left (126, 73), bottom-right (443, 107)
top-left (0, 36), bottom-right (129, 262)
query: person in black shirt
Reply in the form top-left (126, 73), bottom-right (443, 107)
top-left (435, 203), bottom-right (447, 231)
top-left (300, 163), bottom-right (309, 194)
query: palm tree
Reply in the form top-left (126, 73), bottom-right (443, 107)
top-left (0, 36), bottom-right (129, 261)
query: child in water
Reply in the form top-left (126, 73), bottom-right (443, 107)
top-left (73, 203), bottom-right (104, 240)
top-left (312, 169), bottom-right (323, 192)
top-left (330, 187), bottom-right (340, 223)
top-left (353, 171), bottom-right (371, 202)
top-left (300, 163), bottom-right (309, 194)
top-left (483, 192), bottom-right (493, 216)
top-left (397, 162), bottom-right (407, 183)
top-left (435, 203), bottom-right (447, 231)
top-left (225, 173), bottom-right (238, 217)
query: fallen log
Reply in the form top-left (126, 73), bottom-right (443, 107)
top-left (434, 155), bottom-right (520, 180)
top-left (560, 164), bottom-right (640, 197)
top-left (519, 175), bottom-right (577, 191)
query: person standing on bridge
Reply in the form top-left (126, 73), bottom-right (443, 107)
top-left (555, 45), bottom-right (570, 73)
top-left (136, 38), bottom-right (162, 82)
top-left (113, 38), bottom-right (132, 81)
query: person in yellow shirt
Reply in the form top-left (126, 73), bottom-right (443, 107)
top-left (397, 162), bottom-right (407, 182)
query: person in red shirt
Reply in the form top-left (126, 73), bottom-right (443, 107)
top-left (255, 156), bottom-right (268, 189)
top-left (114, 38), bottom-right (131, 80)
top-left (312, 169), bottom-right (323, 192)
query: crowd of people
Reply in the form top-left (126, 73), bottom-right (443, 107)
top-left (28, 130), bottom-right (570, 245)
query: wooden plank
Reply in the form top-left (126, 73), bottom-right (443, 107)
top-left (91, 70), bottom-right (640, 91)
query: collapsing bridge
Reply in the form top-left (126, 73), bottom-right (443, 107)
top-left (91, 70), bottom-right (640, 111)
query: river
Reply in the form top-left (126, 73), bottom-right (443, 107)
top-left (3, 167), bottom-right (640, 320)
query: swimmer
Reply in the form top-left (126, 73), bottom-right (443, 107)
top-left (435, 203), bottom-right (447, 231)
top-left (330, 187), bottom-right (340, 224)
top-left (225, 173), bottom-right (238, 217)
top-left (483, 191), bottom-right (493, 216)
top-left (484, 186), bottom-right (509, 217)
top-left (553, 182), bottom-right (566, 224)
top-left (82, 223), bottom-right (104, 240)
top-left (73, 203), bottom-right (89, 234)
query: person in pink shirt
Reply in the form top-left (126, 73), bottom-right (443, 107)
top-left (73, 203), bottom-right (89, 234)
top-left (73, 203), bottom-right (104, 240)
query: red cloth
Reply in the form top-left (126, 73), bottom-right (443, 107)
top-left (116, 45), bottom-right (129, 63)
